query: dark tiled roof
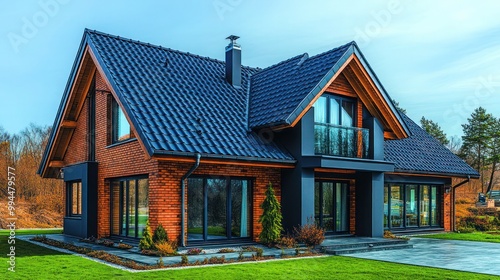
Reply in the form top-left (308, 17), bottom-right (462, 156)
top-left (86, 30), bottom-right (294, 162)
top-left (249, 42), bottom-right (353, 128)
top-left (385, 113), bottom-right (479, 177)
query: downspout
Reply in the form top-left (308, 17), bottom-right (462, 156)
top-left (180, 153), bottom-right (201, 247)
top-left (451, 175), bottom-right (470, 231)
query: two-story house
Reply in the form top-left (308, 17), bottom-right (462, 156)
top-left (38, 30), bottom-right (479, 246)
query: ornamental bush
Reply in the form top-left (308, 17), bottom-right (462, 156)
top-left (258, 182), bottom-right (283, 245)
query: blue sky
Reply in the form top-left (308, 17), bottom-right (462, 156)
top-left (1, 0), bottom-right (499, 138)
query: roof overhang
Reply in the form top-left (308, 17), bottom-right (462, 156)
top-left (152, 150), bottom-right (296, 169)
top-left (285, 44), bottom-right (410, 140)
top-left (38, 32), bottom-right (151, 178)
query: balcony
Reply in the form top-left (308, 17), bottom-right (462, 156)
top-left (314, 123), bottom-right (370, 158)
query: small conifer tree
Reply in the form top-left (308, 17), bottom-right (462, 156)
top-left (153, 223), bottom-right (168, 244)
top-left (139, 220), bottom-right (154, 250)
top-left (258, 182), bottom-right (283, 245)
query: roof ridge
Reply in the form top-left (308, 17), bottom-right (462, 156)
top-left (255, 53), bottom-right (307, 74)
top-left (306, 41), bottom-right (355, 61)
top-left (85, 29), bottom-right (258, 71)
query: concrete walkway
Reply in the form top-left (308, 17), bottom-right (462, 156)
top-left (349, 237), bottom-right (500, 276)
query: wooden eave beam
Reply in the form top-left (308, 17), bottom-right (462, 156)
top-left (48, 160), bottom-right (64, 168)
top-left (60, 120), bottom-right (77, 129)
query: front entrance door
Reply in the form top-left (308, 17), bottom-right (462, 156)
top-left (314, 181), bottom-right (349, 233)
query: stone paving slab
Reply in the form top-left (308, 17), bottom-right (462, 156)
top-left (349, 237), bottom-right (500, 276)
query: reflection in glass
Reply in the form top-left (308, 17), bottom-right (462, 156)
top-left (420, 185), bottom-right (430, 226)
top-left (391, 186), bottom-right (403, 227)
top-left (405, 185), bottom-right (418, 227)
top-left (188, 178), bottom-right (204, 241)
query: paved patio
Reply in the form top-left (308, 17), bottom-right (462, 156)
top-left (349, 237), bottom-right (500, 276)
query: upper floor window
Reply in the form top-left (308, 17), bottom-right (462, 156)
top-left (313, 94), bottom-right (369, 158)
top-left (111, 98), bottom-right (132, 143)
top-left (314, 95), bottom-right (355, 127)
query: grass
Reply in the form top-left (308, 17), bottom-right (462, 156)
top-left (419, 231), bottom-right (500, 243)
top-left (0, 229), bottom-right (497, 279)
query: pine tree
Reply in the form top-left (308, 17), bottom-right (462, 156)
top-left (460, 107), bottom-right (499, 193)
top-left (139, 220), bottom-right (154, 250)
top-left (420, 116), bottom-right (449, 146)
top-left (258, 182), bottom-right (283, 245)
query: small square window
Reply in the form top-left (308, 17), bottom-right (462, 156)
top-left (111, 99), bottom-right (132, 143)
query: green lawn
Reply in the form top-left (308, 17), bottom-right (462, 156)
top-left (419, 231), bottom-right (500, 243)
top-left (0, 229), bottom-right (497, 279)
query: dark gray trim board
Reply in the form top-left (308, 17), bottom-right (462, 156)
top-left (302, 156), bottom-right (395, 172)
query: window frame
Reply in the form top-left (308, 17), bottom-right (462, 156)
top-left (314, 94), bottom-right (356, 127)
top-left (109, 97), bottom-right (133, 144)
top-left (187, 175), bottom-right (253, 242)
top-left (384, 183), bottom-right (442, 230)
top-left (67, 181), bottom-right (82, 217)
top-left (109, 175), bottom-right (149, 239)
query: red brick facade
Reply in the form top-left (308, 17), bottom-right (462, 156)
top-left (62, 71), bottom-right (282, 242)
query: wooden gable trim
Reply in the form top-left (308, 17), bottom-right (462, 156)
top-left (289, 54), bottom-right (355, 128)
top-left (345, 55), bottom-right (408, 139)
top-left (41, 46), bottom-right (97, 177)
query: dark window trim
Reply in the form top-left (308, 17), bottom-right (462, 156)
top-left (187, 175), bottom-right (254, 242)
top-left (384, 183), bottom-right (442, 230)
top-left (109, 175), bottom-right (148, 239)
top-left (315, 93), bottom-right (357, 127)
top-left (314, 179), bottom-right (350, 234)
top-left (67, 181), bottom-right (82, 218)
top-left (108, 97), bottom-right (135, 145)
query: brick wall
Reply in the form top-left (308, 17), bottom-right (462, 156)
top-left (62, 71), bottom-right (282, 241)
top-left (154, 161), bottom-right (281, 243)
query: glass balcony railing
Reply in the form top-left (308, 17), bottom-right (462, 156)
top-left (314, 123), bottom-right (370, 158)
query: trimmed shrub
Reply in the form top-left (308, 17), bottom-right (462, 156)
top-left (187, 248), bottom-right (203, 255)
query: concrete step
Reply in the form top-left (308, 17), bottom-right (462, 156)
top-left (324, 243), bottom-right (413, 255)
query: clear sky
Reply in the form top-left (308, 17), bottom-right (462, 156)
top-left (1, 0), bottom-right (499, 138)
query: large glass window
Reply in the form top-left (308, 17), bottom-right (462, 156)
top-left (187, 177), bottom-right (252, 242)
top-left (313, 94), bottom-right (368, 158)
top-left (384, 183), bottom-right (441, 229)
top-left (111, 98), bottom-right (132, 143)
top-left (110, 177), bottom-right (148, 238)
top-left (67, 181), bottom-right (82, 217)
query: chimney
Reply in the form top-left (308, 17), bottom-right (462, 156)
top-left (225, 35), bottom-right (241, 88)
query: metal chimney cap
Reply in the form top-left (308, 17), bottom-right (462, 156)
top-left (226, 35), bottom-right (240, 44)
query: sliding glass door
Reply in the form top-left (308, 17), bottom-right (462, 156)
top-left (384, 183), bottom-right (441, 230)
top-left (188, 177), bottom-right (252, 242)
top-left (110, 177), bottom-right (149, 238)
top-left (315, 181), bottom-right (349, 234)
